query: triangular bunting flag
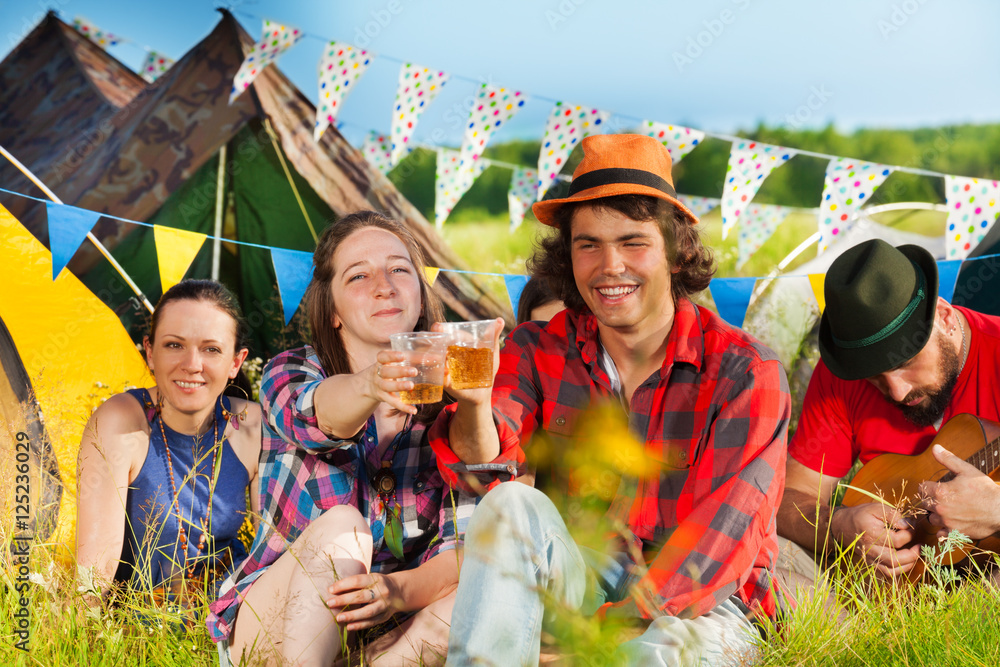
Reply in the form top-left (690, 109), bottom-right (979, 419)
top-left (423, 267), bottom-right (440, 286)
top-left (817, 158), bottom-right (893, 254)
top-left (937, 259), bottom-right (963, 302)
top-left (72, 16), bottom-right (120, 49)
top-left (536, 102), bottom-right (610, 199)
top-left (457, 84), bottom-right (525, 185)
top-left (390, 64), bottom-right (450, 166)
top-left (808, 274), bottom-right (826, 313)
top-left (676, 194), bottom-right (720, 219)
top-left (45, 202), bottom-right (101, 280)
top-left (361, 132), bottom-right (394, 175)
top-left (230, 20), bottom-right (303, 103)
top-left (140, 50), bottom-right (175, 83)
top-left (270, 247), bottom-right (313, 325)
top-left (737, 204), bottom-right (792, 269)
top-left (641, 121), bottom-right (705, 165)
top-left (721, 141), bottom-right (796, 240)
top-left (504, 274), bottom-right (530, 317)
top-left (709, 277), bottom-right (756, 328)
top-left (153, 226), bottom-right (206, 294)
top-left (435, 149), bottom-right (487, 229)
top-left (944, 176), bottom-right (1000, 260)
top-left (508, 167), bottom-right (539, 230)
top-left (314, 41), bottom-right (373, 141)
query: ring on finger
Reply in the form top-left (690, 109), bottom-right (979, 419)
top-left (368, 588), bottom-right (375, 602)
top-left (376, 364), bottom-right (382, 378)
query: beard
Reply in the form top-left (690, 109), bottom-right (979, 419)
top-left (892, 332), bottom-right (962, 428)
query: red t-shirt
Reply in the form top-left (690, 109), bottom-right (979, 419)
top-left (789, 307), bottom-right (1000, 478)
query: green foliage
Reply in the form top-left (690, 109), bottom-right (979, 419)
top-left (388, 123), bottom-right (1000, 223)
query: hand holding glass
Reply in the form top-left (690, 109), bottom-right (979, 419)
top-left (440, 320), bottom-right (497, 390)
top-left (388, 332), bottom-right (448, 404)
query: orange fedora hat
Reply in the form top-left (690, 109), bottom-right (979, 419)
top-left (531, 133), bottom-right (699, 227)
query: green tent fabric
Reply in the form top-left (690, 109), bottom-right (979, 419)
top-left (79, 122), bottom-right (338, 357)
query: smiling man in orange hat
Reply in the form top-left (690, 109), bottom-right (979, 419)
top-left (429, 134), bottom-right (791, 665)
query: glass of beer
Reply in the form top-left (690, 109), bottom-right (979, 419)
top-left (388, 332), bottom-right (448, 404)
top-left (440, 320), bottom-right (497, 390)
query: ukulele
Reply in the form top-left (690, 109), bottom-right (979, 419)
top-left (840, 413), bottom-right (1000, 579)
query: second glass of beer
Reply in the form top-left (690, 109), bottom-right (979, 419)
top-left (440, 320), bottom-right (497, 390)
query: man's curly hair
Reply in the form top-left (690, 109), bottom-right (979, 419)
top-left (528, 194), bottom-right (715, 313)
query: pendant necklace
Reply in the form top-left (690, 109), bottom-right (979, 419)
top-left (368, 415), bottom-right (408, 560)
top-left (157, 394), bottom-right (222, 578)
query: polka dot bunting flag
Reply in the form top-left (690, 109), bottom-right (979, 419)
top-left (508, 166), bottom-right (539, 230)
top-left (314, 42), bottom-right (374, 141)
top-left (945, 176), bottom-right (1000, 260)
top-left (390, 64), bottom-right (450, 166)
top-left (817, 158), bottom-right (893, 255)
top-left (721, 141), bottom-right (796, 240)
top-left (536, 102), bottom-right (610, 200)
top-left (72, 16), bottom-right (120, 49)
top-left (361, 133), bottom-right (395, 175)
top-left (230, 20), bottom-right (303, 104)
top-left (140, 50), bottom-right (175, 83)
top-left (737, 203), bottom-right (791, 269)
top-left (457, 85), bottom-right (525, 187)
top-left (435, 149), bottom-right (488, 229)
top-left (676, 194), bottom-right (720, 219)
top-left (642, 121), bottom-right (705, 165)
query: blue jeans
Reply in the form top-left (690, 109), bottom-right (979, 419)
top-left (446, 483), bottom-right (760, 666)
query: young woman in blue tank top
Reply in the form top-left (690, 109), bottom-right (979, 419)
top-left (76, 280), bottom-right (262, 609)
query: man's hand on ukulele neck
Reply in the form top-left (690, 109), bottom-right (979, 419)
top-left (919, 444), bottom-right (1000, 541)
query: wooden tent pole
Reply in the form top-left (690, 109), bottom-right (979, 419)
top-left (211, 144), bottom-right (227, 280)
top-left (0, 144), bottom-right (155, 313)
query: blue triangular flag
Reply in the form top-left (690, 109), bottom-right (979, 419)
top-left (270, 247), bottom-right (314, 325)
top-left (710, 277), bottom-right (757, 328)
top-left (937, 259), bottom-right (963, 303)
top-left (46, 202), bottom-right (101, 280)
top-left (504, 274), bottom-right (529, 320)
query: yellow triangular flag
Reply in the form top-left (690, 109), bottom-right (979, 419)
top-left (808, 273), bottom-right (826, 313)
top-left (154, 226), bottom-right (207, 294)
top-left (424, 266), bottom-right (440, 286)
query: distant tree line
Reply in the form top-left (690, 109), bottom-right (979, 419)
top-left (388, 123), bottom-right (1000, 223)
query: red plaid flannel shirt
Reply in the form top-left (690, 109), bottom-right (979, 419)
top-left (429, 298), bottom-right (789, 619)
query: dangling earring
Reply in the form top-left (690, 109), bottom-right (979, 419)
top-left (221, 382), bottom-right (250, 431)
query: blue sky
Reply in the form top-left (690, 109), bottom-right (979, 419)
top-left (3, 0), bottom-right (999, 150)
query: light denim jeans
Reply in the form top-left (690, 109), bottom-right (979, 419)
top-left (446, 483), bottom-right (761, 666)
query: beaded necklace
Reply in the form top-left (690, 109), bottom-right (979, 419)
top-left (156, 396), bottom-right (222, 575)
top-left (368, 414), bottom-right (410, 560)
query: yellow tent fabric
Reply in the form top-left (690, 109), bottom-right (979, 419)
top-left (0, 203), bottom-right (152, 557)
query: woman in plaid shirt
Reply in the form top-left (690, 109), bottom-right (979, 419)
top-left (207, 211), bottom-right (477, 666)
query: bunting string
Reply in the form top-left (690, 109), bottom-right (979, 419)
top-left (1, 186), bottom-right (994, 332)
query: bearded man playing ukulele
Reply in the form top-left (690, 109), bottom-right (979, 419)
top-left (778, 239), bottom-right (1000, 580)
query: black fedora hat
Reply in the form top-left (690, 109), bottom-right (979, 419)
top-left (819, 239), bottom-right (939, 381)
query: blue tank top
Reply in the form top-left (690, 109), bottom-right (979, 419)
top-left (115, 389), bottom-right (250, 594)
